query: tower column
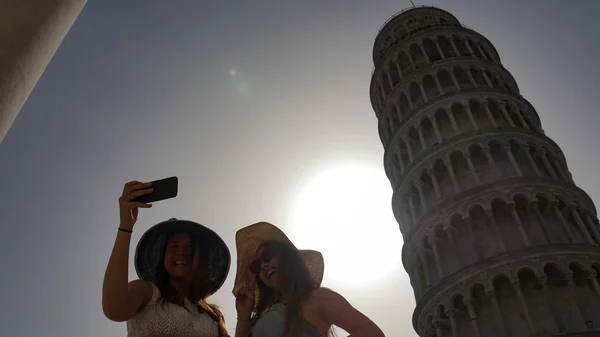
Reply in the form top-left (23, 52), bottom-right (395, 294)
top-left (429, 168), bottom-right (442, 201)
top-left (585, 215), bottom-right (600, 245)
top-left (499, 103), bottom-right (516, 127)
top-left (483, 146), bottom-right (500, 178)
top-left (487, 288), bottom-right (509, 337)
top-left (429, 234), bottom-right (444, 279)
top-left (571, 208), bottom-right (595, 245)
top-left (523, 145), bottom-right (542, 177)
top-left (540, 150), bottom-right (558, 179)
top-left (552, 202), bottom-right (575, 243)
top-left (444, 158), bottom-right (460, 193)
top-left (539, 276), bottom-right (566, 333)
top-left (482, 101), bottom-right (498, 128)
top-left (485, 208), bottom-right (506, 252)
top-left (464, 103), bottom-right (479, 130)
top-left (464, 300), bottom-right (482, 337)
top-left (0, 0), bottom-right (88, 144)
top-left (504, 145), bottom-right (523, 177)
top-left (465, 153), bottom-right (481, 185)
top-left (531, 200), bottom-right (551, 244)
top-left (431, 116), bottom-right (443, 143)
top-left (508, 203), bottom-right (531, 246)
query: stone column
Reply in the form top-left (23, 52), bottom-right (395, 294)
top-left (429, 168), bottom-right (442, 201)
top-left (499, 103), bottom-right (516, 127)
top-left (572, 208), bottom-right (595, 245)
top-left (394, 61), bottom-right (403, 80)
top-left (466, 69), bottom-right (477, 87)
top-left (483, 146), bottom-right (500, 178)
top-left (430, 234), bottom-right (444, 279)
top-left (434, 321), bottom-right (445, 337)
top-left (431, 116), bottom-right (443, 143)
top-left (465, 216), bottom-right (483, 261)
top-left (449, 39), bottom-right (460, 56)
top-left (434, 76), bottom-right (445, 95)
top-left (487, 288), bottom-right (509, 337)
top-left (446, 228), bottom-right (460, 272)
top-left (445, 308), bottom-right (459, 337)
top-left (416, 182), bottom-right (427, 214)
top-left (540, 150), bottom-right (558, 179)
top-left (511, 279), bottom-right (536, 334)
top-left (464, 104), bottom-right (479, 130)
top-left (450, 71), bottom-right (461, 91)
top-left (436, 42), bottom-right (445, 59)
top-left (553, 159), bottom-right (569, 182)
top-left (552, 202), bottom-right (575, 243)
top-left (419, 43), bottom-right (431, 63)
top-left (464, 39), bottom-right (475, 55)
top-left (418, 249), bottom-right (431, 286)
top-left (0, 0), bottom-right (88, 144)
top-left (589, 272), bottom-right (600, 297)
top-left (416, 126), bottom-right (427, 150)
top-left (515, 107), bottom-right (530, 129)
top-left (539, 276), bottom-right (566, 333)
top-left (406, 139), bottom-right (414, 163)
top-left (444, 158), bottom-right (460, 193)
top-left (508, 203), bottom-right (531, 246)
top-left (408, 197), bottom-right (417, 225)
top-left (464, 300), bottom-right (482, 337)
top-left (397, 152), bottom-right (405, 174)
top-left (465, 154), bottom-right (481, 185)
top-left (486, 208), bottom-right (506, 251)
top-left (386, 72), bottom-right (394, 89)
top-left (523, 145), bottom-right (542, 177)
top-left (482, 70), bottom-right (494, 87)
top-left (481, 100), bottom-right (498, 128)
top-left (564, 273), bottom-right (587, 330)
top-left (531, 200), bottom-right (551, 244)
top-left (504, 145), bottom-right (523, 177)
top-left (585, 215), bottom-right (600, 245)
top-left (448, 110), bottom-right (461, 135)
top-left (419, 83), bottom-right (429, 102)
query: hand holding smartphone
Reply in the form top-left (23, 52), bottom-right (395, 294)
top-left (133, 176), bottom-right (178, 204)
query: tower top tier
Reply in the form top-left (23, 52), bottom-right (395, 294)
top-left (373, 6), bottom-right (460, 65)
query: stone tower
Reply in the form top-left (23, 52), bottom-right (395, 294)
top-left (369, 6), bottom-right (600, 337)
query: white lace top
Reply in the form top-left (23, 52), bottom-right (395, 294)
top-left (126, 283), bottom-right (220, 337)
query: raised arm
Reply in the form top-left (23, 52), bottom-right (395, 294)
top-left (102, 181), bottom-right (154, 322)
top-left (314, 287), bottom-right (385, 337)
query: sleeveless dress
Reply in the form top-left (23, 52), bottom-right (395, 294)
top-left (250, 303), bottom-right (324, 337)
top-left (126, 283), bottom-right (220, 337)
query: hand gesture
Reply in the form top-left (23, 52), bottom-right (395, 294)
top-left (118, 181), bottom-right (153, 231)
top-left (234, 275), bottom-right (256, 320)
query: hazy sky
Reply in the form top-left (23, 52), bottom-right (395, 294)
top-left (1, 1), bottom-right (599, 336)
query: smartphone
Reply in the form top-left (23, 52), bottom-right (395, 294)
top-left (133, 176), bottom-right (178, 204)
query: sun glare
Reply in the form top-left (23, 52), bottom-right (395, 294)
top-left (291, 165), bottom-right (403, 286)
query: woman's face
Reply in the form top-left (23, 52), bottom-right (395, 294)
top-left (251, 244), bottom-right (281, 289)
top-left (163, 232), bottom-right (200, 281)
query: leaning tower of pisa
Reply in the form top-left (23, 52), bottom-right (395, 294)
top-left (370, 6), bottom-right (600, 337)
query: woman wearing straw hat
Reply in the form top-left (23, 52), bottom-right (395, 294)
top-left (102, 181), bottom-right (232, 337)
top-left (233, 222), bottom-right (385, 337)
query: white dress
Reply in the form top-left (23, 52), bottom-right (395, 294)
top-left (126, 283), bottom-right (220, 337)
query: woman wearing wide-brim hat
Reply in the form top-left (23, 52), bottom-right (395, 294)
top-left (102, 181), bottom-right (231, 337)
top-left (232, 222), bottom-right (385, 337)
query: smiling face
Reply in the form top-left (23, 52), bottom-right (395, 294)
top-left (251, 244), bottom-right (281, 289)
top-left (163, 232), bottom-right (200, 281)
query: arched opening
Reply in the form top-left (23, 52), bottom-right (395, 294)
top-left (421, 118), bottom-right (436, 148)
top-left (454, 66), bottom-right (472, 89)
top-left (451, 102), bottom-right (473, 134)
top-left (434, 107), bottom-right (453, 140)
top-left (423, 74), bottom-right (440, 99)
top-left (410, 43), bottom-right (427, 70)
top-left (423, 38), bottom-right (442, 62)
top-left (469, 144), bottom-right (489, 184)
top-left (398, 51), bottom-right (412, 76)
top-left (469, 99), bottom-right (487, 129)
top-left (388, 61), bottom-right (400, 87)
top-left (438, 35), bottom-right (456, 58)
top-left (494, 274), bottom-right (529, 335)
top-left (452, 35), bottom-right (470, 56)
top-left (433, 158), bottom-right (452, 199)
top-left (409, 82), bottom-right (425, 107)
top-left (544, 263), bottom-right (583, 330)
top-left (437, 68), bottom-right (455, 93)
top-left (487, 100), bottom-right (509, 127)
top-left (450, 150), bottom-right (474, 190)
top-left (470, 67), bottom-right (487, 87)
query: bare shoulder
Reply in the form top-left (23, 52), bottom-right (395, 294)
top-left (311, 287), bottom-right (347, 302)
top-left (128, 279), bottom-right (154, 303)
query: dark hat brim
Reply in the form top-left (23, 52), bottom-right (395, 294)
top-left (134, 219), bottom-right (231, 297)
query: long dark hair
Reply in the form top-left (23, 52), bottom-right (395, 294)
top-left (252, 241), bottom-right (333, 337)
top-left (155, 231), bottom-right (228, 337)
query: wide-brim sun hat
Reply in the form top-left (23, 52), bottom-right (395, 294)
top-left (232, 221), bottom-right (324, 295)
top-left (135, 218), bottom-right (231, 296)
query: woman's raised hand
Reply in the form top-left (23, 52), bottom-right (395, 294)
top-left (118, 181), bottom-right (153, 231)
top-left (234, 275), bottom-right (256, 320)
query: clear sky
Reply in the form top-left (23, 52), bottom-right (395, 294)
top-left (1, 1), bottom-right (599, 336)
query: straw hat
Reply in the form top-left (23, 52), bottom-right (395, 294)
top-left (135, 218), bottom-right (231, 296)
top-left (232, 221), bottom-right (324, 295)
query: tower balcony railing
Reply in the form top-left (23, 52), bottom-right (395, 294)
top-left (372, 22), bottom-right (475, 76)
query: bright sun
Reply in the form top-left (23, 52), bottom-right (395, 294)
top-left (291, 165), bottom-right (403, 286)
